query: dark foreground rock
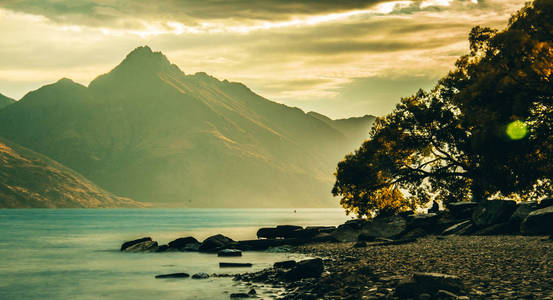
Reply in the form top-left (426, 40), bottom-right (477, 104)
top-left (396, 272), bottom-right (466, 298)
top-left (472, 199), bottom-right (517, 228)
top-left (155, 272), bottom-right (190, 279)
top-left (521, 205), bottom-right (553, 235)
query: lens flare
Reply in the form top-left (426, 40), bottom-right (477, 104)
top-left (506, 120), bottom-right (528, 140)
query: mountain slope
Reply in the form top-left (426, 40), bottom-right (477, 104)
top-left (0, 46), bottom-right (372, 207)
top-left (307, 112), bottom-right (376, 147)
top-left (0, 138), bottom-right (142, 208)
top-left (0, 93), bottom-right (15, 109)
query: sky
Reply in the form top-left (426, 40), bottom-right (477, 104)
top-left (0, 0), bottom-right (527, 118)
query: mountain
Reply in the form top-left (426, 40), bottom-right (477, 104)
top-left (0, 138), bottom-right (142, 208)
top-left (307, 112), bottom-right (376, 145)
top-left (0, 46), bottom-right (373, 207)
top-left (0, 93), bottom-right (15, 109)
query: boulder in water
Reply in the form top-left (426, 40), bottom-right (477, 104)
top-left (198, 234), bottom-right (234, 252)
top-left (168, 237), bottom-right (200, 251)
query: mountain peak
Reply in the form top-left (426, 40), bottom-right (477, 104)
top-left (120, 45), bottom-right (172, 69)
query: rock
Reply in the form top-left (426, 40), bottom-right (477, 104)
top-left (406, 213), bottom-right (439, 231)
top-left (220, 262), bottom-right (253, 268)
top-left (441, 220), bottom-right (472, 235)
top-left (230, 293), bottom-right (249, 298)
top-left (353, 241), bottom-right (367, 248)
top-left (395, 278), bottom-right (419, 298)
top-left (191, 272), bottom-right (209, 279)
top-left (257, 227), bottom-right (277, 239)
top-left (396, 273), bottom-right (465, 298)
top-left (344, 219), bottom-right (368, 229)
top-left (283, 258), bottom-right (324, 281)
top-left (248, 288), bottom-right (256, 295)
top-left (123, 240), bottom-right (159, 252)
top-left (199, 234), bottom-right (235, 252)
top-left (275, 225), bottom-right (303, 238)
top-left (400, 228), bottom-right (428, 239)
top-left (168, 237), bottom-right (200, 251)
top-left (412, 273), bottom-right (464, 294)
top-left (155, 272), bottom-right (190, 279)
top-left (121, 237), bottom-right (152, 251)
top-left (311, 232), bottom-right (339, 243)
top-left (218, 249), bottom-right (242, 257)
top-left (521, 205), bottom-right (553, 235)
top-left (447, 202), bottom-right (478, 220)
top-left (234, 238), bottom-right (300, 251)
top-left (419, 293), bottom-right (432, 300)
top-left (510, 201), bottom-right (539, 225)
top-left (360, 215), bottom-right (407, 239)
top-left (474, 222), bottom-right (517, 235)
top-left (436, 289), bottom-right (459, 299)
top-left (305, 226), bottom-right (336, 233)
top-left (274, 260), bottom-right (297, 269)
top-left (539, 198), bottom-right (553, 209)
top-left (330, 224), bottom-right (361, 242)
top-left (472, 199), bottom-right (517, 228)
top-left (156, 244), bottom-right (170, 252)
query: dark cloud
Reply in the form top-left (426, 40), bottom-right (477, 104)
top-left (0, 0), bottom-right (391, 26)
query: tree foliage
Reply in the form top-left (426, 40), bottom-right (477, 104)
top-left (333, 0), bottom-right (553, 218)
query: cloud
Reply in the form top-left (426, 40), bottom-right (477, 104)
top-left (0, 0), bottom-right (528, 118)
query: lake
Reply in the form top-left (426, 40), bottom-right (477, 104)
top-left (0, 208), bottom-right (349, 299)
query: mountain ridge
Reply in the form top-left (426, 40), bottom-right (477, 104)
top-left (0, 46), bottom-right (374, 208)
top-left (0, 137), bottom-right (143, 208)
top-left (0, 93), bottom-right (15, 109)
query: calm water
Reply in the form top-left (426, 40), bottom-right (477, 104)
top-left (0, 208), bottom-right (349, 300)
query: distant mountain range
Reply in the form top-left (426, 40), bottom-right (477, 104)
top-left (0, 93), bottom-right (15, 109)
top-left (0, 138), bottom-right (142, 208)
top-left (0, 46), bottom-right (375, 207)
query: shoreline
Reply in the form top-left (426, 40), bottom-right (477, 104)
top-left (235, 235), bottom-right (553, 299)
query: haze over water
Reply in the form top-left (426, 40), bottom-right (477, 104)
top-left (0, 208), bottom-right (349, 299)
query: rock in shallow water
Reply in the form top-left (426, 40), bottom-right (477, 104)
top-left (120, 237), bottom-right (152, 251)
top-left (218, 249), bottom-right (242, 257)
top-left (199, 234), bottom-right (234, 252)
top-left (155, 272), bottom-right (190, 279)
top-left (191, 272), bottom-right (209, 279)
top-left (123, 240), bottom-right (159, 252)
top-left (168, 237), bottom-right (200, 251)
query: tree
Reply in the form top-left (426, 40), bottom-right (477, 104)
top-left (333, 0), bottom-right (553, 218)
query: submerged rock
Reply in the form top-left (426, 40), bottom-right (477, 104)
top-left (155, 272), bottom-right (190, 279)
top-left (218, 249), bottom-right (242, 257)
top-left (220, 262), bottom-right (253, 268)
top-left (191, 272), bottom-right (209, 279)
